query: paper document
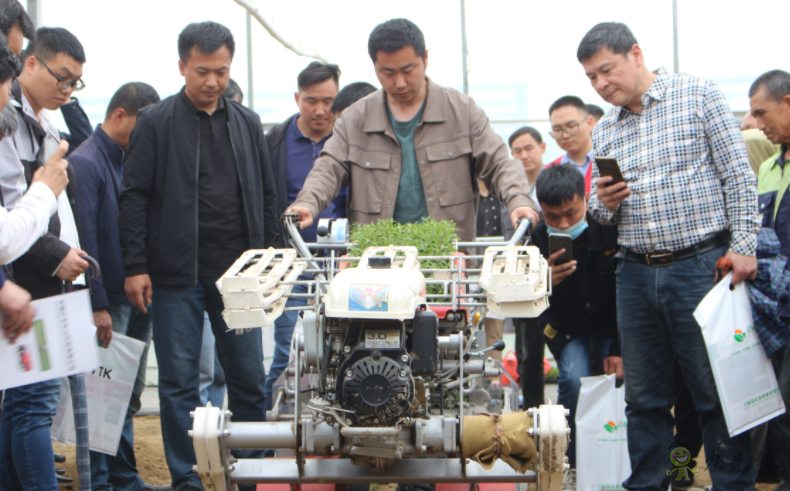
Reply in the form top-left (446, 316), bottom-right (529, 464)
top-left (0, 290), bottom-right (99, 391)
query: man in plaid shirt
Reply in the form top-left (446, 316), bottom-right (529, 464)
top-left (577, 22), bottom-right (759, 491)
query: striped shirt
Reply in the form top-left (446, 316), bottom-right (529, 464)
top-left (589, 68), bottom-right (760, 256)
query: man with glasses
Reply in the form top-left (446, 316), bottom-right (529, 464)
top-left (580, 22), bottom-right (758, 491)
top-left (547, 96), bottom-right (596, 194)
top-left (0, 27), bottom-right (91, 491)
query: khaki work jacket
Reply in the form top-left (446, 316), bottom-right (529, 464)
top-left (293, 78), bottom-right (538, 243)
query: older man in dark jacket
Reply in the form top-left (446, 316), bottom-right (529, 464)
top-left (118, 22), bottom-right (278, 491)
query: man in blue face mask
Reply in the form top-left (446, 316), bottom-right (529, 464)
top-left (529, 164), bottom-right (623, 490)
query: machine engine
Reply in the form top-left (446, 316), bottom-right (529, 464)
top-left (191, 218), bottom-right (570, 491)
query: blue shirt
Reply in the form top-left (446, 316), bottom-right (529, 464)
top-left (559, 148), bottom-right (595, 177)
top-left (286, 116), bottom-right (347, 243)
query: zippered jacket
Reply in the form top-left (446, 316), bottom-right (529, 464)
top-left (119, 90), bottom-right (279, 286)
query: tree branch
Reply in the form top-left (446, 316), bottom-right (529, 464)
top-left (232, 0), bottom-right (329, 63)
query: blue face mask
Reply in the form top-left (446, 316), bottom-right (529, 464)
top-left (547, 214), bottom-right (588, 241)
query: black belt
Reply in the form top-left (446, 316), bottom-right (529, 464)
top-left (625, 233), bottom-right (729, 267)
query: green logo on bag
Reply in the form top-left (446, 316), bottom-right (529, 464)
top-left (734, 325), bottom-right (755, 342)
top-left (604, 420), bottom-right (626, 433)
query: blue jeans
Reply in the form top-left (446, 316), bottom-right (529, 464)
top-left (89, 304), bottom-right (153, 491)
top-left (199, 312), bottom-right (226, 408)
top-left (0, 378), bottom-right (62, 491)
top-left (556, 332), bottom-right (613, 468)
top-left (616, 245), bottom-right (755, 491)
top-left (266, 282), bottom-right (308, 411)
top-left (153, 278), bottom-right (266, 491)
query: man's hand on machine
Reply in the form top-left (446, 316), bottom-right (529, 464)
top-left (285, 205), bottom-right (314, 229)
top-left (604, 356), bottom-right (623, 379)
top-left (510, 206), bottom-right (541, 229)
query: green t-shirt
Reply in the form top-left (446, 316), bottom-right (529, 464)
top-left (388, 102), bottom-right (429, 224)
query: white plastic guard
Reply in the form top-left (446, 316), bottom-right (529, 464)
top-left (324, 245), bottom-right (427, 320)
top-left (217, 248), bottom-right (307, 329)
top-left (479, 244), bottom-right (550, 318)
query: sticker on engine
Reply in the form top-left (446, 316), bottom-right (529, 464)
top-left (349, 285), bottom-right (389, 312)
top-left (365, 330), bottom-right (400, 349)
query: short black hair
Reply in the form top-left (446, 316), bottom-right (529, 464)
top-left (224, 78), bottom-right (243, 103)
top-left (297, 61), bottom-right (341, 92)
top-left (105, 82), bottom-right (160, 120)
top-left (749, 70), bottom-right (790, 104)
top-left (0, 0), bottom-right (33, 41)
top-left (368, 18), bottom-right (426, 63)
top-left (25, 27), bottom-right (85, 64)
top-left (508, 126), bottom-right (543, 149)
top-left (178, 21), bottom-right (235, 63)
top-left (331, 81), bottom-right (376, 113)
top-left (0, 33), bottom-right (20, 83)
top-left (536, 164), bottom-right (586, 207)
top-left (586, 104), bottom-right (604, 122)
top-left (577, 22), bottom-right (638, 63)
top-left (549, 95), bottom-right (587, 117)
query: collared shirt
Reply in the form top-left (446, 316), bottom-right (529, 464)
top-left (286, 116), bottom-right (346, 243)
top-left (589, 67), bottom-right (759, 256)
top-left (177, 90), bottom-right (247, 277)
top-left (559, 149), bottom-right (594, 178)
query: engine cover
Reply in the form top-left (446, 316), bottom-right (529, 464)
top-left (340, 356), bottom-right (414, 426)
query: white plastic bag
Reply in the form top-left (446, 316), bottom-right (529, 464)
top-left (576, 374), bottom-right (631, 491)
top-left (693, 272), bottom-right (785, 436)
top-left (51, 332), bottom-right (146, 455)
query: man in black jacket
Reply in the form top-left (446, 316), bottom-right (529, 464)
top-left (119, 22), bottom-right (278, 491)
top-left (530, 164), bottom-right (622, 491)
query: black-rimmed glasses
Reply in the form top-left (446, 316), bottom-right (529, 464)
top-left (35, 57), bottom-right (85, 91)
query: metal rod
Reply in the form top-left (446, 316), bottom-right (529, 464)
top-left (246, 10), bottom-right (254, 110)
top-left (672, 0), bottom-right (679, 74)
top-left (340, 427), bottom-right (399, 437)
top-left (226, 422), bottom-right (295, 449)
top-left (460, 0), bottom-right (469, 95)
top-left (429, 302), bottom-right (487, 307)
top-left (230, 458), bottom-right (538, 484)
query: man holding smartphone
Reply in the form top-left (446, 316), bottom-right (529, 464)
top-left (579, 22), bottom-right (759, 491)
top-left (529, 164), bottom-right (621, 491)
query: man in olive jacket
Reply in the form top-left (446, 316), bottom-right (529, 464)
top-left (287, 19), bottom-right (539, 237)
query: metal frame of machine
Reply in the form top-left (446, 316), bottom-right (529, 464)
top-left (192, 217), bottom-right (568, 491)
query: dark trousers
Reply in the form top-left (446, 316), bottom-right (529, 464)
top-left (515, 318), bottom-right (545, 409)
top-left (673, 361), bottom-right (704, 459)
top-left (770, 343), bottom-right (790, 482)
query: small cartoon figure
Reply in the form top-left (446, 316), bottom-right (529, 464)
top-left (666, 446), bottom-right (699, 481)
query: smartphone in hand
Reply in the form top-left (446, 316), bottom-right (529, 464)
top-left (595, 157), bottom-right (625, 186)
top-left (549, 233), bottom-right (573, 265)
